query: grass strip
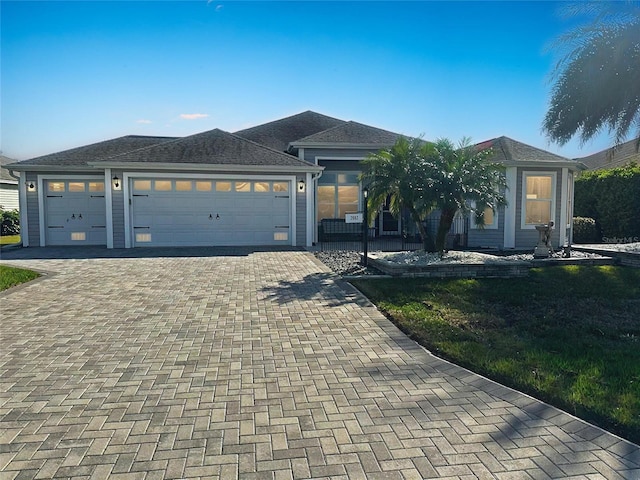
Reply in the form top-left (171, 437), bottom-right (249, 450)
top-left (352, 265), bottom-right (640, 443)
top-left (0, 235), bottom-right (20, 245)
top-left (0, 265), bottom-right (40, 291)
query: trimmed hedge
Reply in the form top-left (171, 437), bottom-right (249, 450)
top-left (0, 208), bottom-right (20, 236)
top-left (572, 217), bottom-right (599, 244)
top-left (574, 163), bottom-right (640, 242)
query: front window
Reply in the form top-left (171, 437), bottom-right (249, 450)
top-left (523, 173), bottom-right (555, 227)
top-left (470, 203), bottom-right (498, 229)
top-left (317, 172), bottom-right (360, 221)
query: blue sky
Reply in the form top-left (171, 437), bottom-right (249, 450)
top-left (0, 0), bottom-right (622, 160)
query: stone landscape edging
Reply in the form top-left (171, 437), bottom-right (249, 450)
top-left (572, 246), bottom-right (640, 267)
top-left (365, 254), bottom-right (617, 278)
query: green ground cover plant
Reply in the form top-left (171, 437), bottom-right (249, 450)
top-left (0, 265), bottom-right (40, 291)
top-left (352, 265), bottom-right (640, 443)
top-left (0, 235), bottom-right (20, 245)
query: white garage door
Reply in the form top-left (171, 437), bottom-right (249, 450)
top-left (131, 178), bottom-right (292, 247)
top-left (44, 180), bottom-right (107, 246)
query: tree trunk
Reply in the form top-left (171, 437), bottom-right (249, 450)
top-left (435, 208), bottom-right (456, 255)
top-left (409, 208), bottom-right (435, 252)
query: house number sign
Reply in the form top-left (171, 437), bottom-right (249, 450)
top-left (345, 213), bottom-right (363, 223)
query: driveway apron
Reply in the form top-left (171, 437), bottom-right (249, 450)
top-left (1, 248), bottom-right (639, 479)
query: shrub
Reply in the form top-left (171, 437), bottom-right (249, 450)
top-left (574, 163), bottom-right (640, 241)
top-left (572, 217), bottom-right (599, 244)
top-left (0, 208), bottom-right (20, 236)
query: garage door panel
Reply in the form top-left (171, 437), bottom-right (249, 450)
top-left (131, 178), bottom-right (292, 247)
top-left (45, 180), bottom-right (107, 246)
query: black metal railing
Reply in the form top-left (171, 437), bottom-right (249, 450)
top-left (317, 213), bottom-right (468, 253)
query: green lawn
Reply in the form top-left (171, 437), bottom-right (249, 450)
top-left (352, 265), bottom-right (640, 443)
top-left (0, 265), bottom-right (40, 291)
top-left (0, 235), bottom-right (20, 245)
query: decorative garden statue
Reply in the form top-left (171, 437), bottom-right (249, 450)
top-left (534, 222), bottom-right (554, 258)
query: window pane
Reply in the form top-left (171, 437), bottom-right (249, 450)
top-left (176, 181), bottom-right (192, 191)
top-left (483, 207), bottom-right (494, 225)
top-left (526, 176), bottom-right (552, 200)
top-left (216, 182), bottom-right (231, 192)
top-left (68, 182), bottom-right (85, 192)
top-left (133, 180), bottom-right (151, 191)
top-left (526, 201), bottom-right (551, 224)
top-left (318, 185), bottom-right (336, 220)
top-left (235, 182), bottom-right (251, 192)
top-left (89, 182), bottom-right (104, 192)
top-left (48, 182), bottom-right (65, 192)
top-left (337, 173), bottom-right (358, 184)
top-left (318, 173), bottom-right (336, 185)
top-left (254, 182), bottom-right (270, 192)
top-left (273, 182), bottom-right (289, 192)
top-left (155, 180), bottom-right (172, 191)
top-left (196, 181), bottom-right (212, 191)
top-left (337, 185), bottom-right (359, 218)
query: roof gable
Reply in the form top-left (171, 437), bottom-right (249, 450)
top-left (234, 111), bottom-right (346, 152)
top-left (100, 128), bottom-right (316, 168)
top-left (478, 136), bottom-right (576, 165)
top-left (291, 121), bottom-right (402, 147)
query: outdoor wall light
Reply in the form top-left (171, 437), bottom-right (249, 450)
top-left (112, 175), bottom-right (121, 190)
top-left (363, 187), bottom-right (368, 199)
top-left (27, 181), bottom-right (36, 192)
top-left (298, 179), bottom-right (305, 193)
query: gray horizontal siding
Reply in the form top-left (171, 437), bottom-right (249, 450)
top-left (467, 209), bottom-right (505, 249)
top-left (25, 173), bottom-right (40, 246)
top-left (0, 185), bottom-right (19, 211)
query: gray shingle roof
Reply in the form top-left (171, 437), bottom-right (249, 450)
top-left (574, 137), bottom-right (640, 170)
top-left (1, 155), bottom-right (19, 182)
top-left (290, 121), bottom-right (402, 146)
top-left (234, 110), bottom-right (346, 152)
top-left (8, 136), bottom-right (176, 168)
top-left (477, 136), bottom-right (577, 165)
top-left (101, 129), bottom-right (316, 168)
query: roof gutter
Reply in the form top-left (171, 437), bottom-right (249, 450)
top-left (89, 162), bottom-right (324, 173)
top-left (288, 142), bottom-right (396, 150)
top-left (501, 160), bottom-right (587, 171)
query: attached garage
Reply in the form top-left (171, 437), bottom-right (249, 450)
top-left (42, 178), bottom-right (107, 246)
top-left (129, 176), bottom-right (293, 247)
top-left (10, 123), bottom-right (323, 249)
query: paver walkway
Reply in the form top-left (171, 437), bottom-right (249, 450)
top-left (1, 247), bottom-right (639, 480)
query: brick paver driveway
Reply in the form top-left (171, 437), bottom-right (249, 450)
top-left (1, 247), bottom-right (639, 479)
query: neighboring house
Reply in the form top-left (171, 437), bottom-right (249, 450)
top-left (6, 111), bottom-right (585, 249)
top-left (575, 137), bottom-right (640, 170)
top-left (0, 155), bottom-right (20, 211)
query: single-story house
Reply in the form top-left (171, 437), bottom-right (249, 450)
top-left (6, 111), bottom-right (585, 250)
top-left (1, 155), bottom-right (20, 211)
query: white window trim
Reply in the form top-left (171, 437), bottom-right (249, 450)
top-left (123, 172), bottom-right (297, 248)
top-left (469, 202), bottom-right (499, 229)
top-left (521, 171), bottom-right (557, 229)
top-left (503, 167), bottom-right (517, 248)
top-left (37, 174), bottom-right (106, 247)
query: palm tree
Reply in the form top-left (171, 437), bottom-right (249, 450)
top-left (360, 136), bottom-right (435, 250)
top-left (543, 2), bottom-right (640, 148)
top-left (421, 138), bottom-right (508, 254)
top-left (360, 137), bottom-right (507, 254)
